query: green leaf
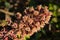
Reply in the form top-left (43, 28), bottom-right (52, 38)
top-left (17, 34), bottom-right (21, 39)
top-left (49, 3), bottom-right (53, 10)
top-left (53, 11), bottom-right (57, 17)
top-left (5, 2), bottom-right (10, 9)
top-left (0, 20), bottom-right (7, 26)
top-left (24, 35), bottom-right (30, 40)
top-left (52, 18), bottom-right (57, 23)
top-left (2, 20), bottom-right (7, 25)
top-left (41, 29), bottom-right (46, 35)
top-left (25, 35), bottom-right (30, 39)
top-left (0, 0), bottom-right (1, 2)
top-left (56, 24), bottom-right (59, 28)
top-left (29, 0), bottom-right (36, 6)
top-left (53, 5), bottom-right (57, 11)
top-left (35, 32), bottom-right (41, 40)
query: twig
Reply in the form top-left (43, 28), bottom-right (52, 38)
top-left (0, 9), bottom-right (14, 16)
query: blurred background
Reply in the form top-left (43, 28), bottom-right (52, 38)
top-left (0, 0), bottom-right (60, 40)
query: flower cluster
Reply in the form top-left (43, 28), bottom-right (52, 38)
top-left (0, 5), bottom-right (52, 40)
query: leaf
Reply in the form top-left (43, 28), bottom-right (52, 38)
top-left (17, 34), bottom-right (21, 39)
top-left (0, 0), bottom-right (1, 2)
top-left (41, 29), bottom-right (46, 35)
top-left (53, 11), bottom-right (57, 17)
top-left (0, 20), bottom-right (7, 26)
top-left (49, 3), bottom-right (53, 10)
top-left (29, 0), bottom-right (36, 6)
top-left (24, 35), bottom-right (30, 40)
top-left (35, 32), bottom-right (41, 40)
top-left (53, 5), bottom-right (57, 11)
top-left (52, 18), bottom-right (57, 23)
top-left (5, 2), bottom-right (10, 9)
top-left (56, 24), bottom-right (59, 28)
